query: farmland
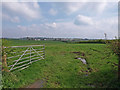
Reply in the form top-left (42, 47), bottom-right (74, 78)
top-left (2, 39), bottom-right (119, 88)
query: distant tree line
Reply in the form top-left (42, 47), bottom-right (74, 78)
top-left (64, 39), bottom-right (120, 44)
top-left (78, 39), bottom-right (106, 44)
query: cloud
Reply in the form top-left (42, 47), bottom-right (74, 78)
top-left (45, 22), bottom-right (57, 29)
top-left (94, 17), bottom-right (118, 33)
top-left (4, 16), bottom-right (117, 39)
top-left (56, 17), bottom-right (117, 39)
top-left (58, 2), bottom-right (108, 15)
top-left (33, 2), bottom-right (40, 9)
top-left (2, 2), bottom-right (117, 39)
top-left (2, 13), bottom-right (10, 20)
top-left (3, 2), bottom-right (41, 19)
top-left (63, 2), bottom-right (86, 15)
top-left (49, 8), bottom-right (57, 16)
top-left (11, 16), bottom-right (20, 23)
top-left (17, 25), bottom-right (27, 30)
top-left (74, 15), bottom-right (93, 26)
top-left (97, 1), bottom-right (107, 14)
top-left (17, 22), bottom-right (57, 31)
top-left (2, 13), bottom-right (20, 23)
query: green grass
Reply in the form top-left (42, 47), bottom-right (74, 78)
top-left (2, 39), bottom-right (119, 88)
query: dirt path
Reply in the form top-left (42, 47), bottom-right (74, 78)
top-left (26, 80), bottom-right (45, 88)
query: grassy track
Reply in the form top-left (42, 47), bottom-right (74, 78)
top-left (2, 39), bottom-right (119, 88)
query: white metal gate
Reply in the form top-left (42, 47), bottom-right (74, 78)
top-left (3, 45), bottom-right (45, 71)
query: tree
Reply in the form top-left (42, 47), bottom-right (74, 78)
top-left (108, 39), bottom-right (120, 81)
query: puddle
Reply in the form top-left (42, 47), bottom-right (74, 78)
top-left (72, 51), bottom-right (92, 72)
top-left (88, 84), bottom-right (95, 88)
top-left (76, 58), bottom-right (87, 64)
top-left (84, 74), bottom-right (88, 76)
top-left (26, 80), bottom-right (45, 88)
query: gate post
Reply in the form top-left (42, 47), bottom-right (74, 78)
top-left (43, 45), bottom-right (45, 59)
top-left (2, 54), bottom-right (9, 72)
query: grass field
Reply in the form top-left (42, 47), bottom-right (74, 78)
top-left (2, 39), bottom-right (119, 88)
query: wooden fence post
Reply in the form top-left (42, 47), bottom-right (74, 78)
top-left (2, 54), bottom-right (9, 72)
top-left (43, 45), bottom-right (45, 59)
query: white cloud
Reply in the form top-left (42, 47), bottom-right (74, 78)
top-left (56, 17), bottom-right (117, 39)
top-left (6, 16), bottom-right (117, 39)
top-left (17, 25), bottom-right (27, 30)
top-left (94, 17), bottom-right (118, 35)
top-left (49, 8), bottom-right (57, 16)
top-left (2, 13), bottom-right (20, 23)
top-left (59, 2), bottom-right (109, 15)
top-left (45, 22), bottom-right (57, 29)
top-left (17, 22), bottom-right (57, 31)
top-left (2, 2), bottom-right (117, 39)
top-left (11, 16), bottom-right (20, 23)
top-left (97, 1), bottom-right (107, 14)
top-left (74, 15), bottom-right (94, 26)
top-left (33, 2), bottom-right (40, 9)
top-left (64, 3), bottom-right (86, 15)
top-left (3, 2), bottom-right (41, 19)
top-left (2, 13), bottom-right (10, 20)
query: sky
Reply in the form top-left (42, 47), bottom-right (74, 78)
top-left (2, 1), bottom-right (118, 39)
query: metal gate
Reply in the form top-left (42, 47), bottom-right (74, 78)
top-left (3, 45), bottom-right (45, 71)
